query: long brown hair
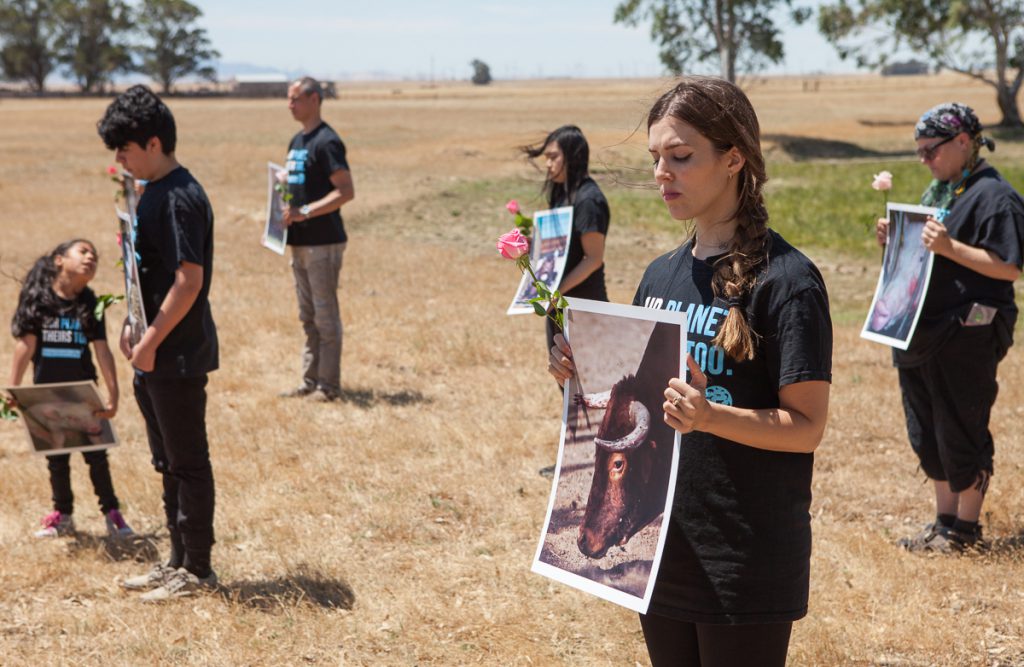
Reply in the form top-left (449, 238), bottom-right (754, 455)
top-left (647, 77), bottom-right (771, 362)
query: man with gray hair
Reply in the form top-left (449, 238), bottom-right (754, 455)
top-left (279, 76), bottom-right (355, 402)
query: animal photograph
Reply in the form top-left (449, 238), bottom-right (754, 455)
top-left (5, 382), bottom-right (117, 455)
top-left (532, 299), bottom-right (684, 613)
top-left (507, 206), bottom-right (572, 314)
top-left (262, 161), bottom-right (289, 255)
top-left (861, 203), bottom-right (938, 348)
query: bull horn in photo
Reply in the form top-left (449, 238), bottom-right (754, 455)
top-left (594, 401), bottom-right (650, 451)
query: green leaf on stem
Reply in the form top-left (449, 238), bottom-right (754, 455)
top-left (0, 396), bottom-right (18, 421)
top-left (532, 302), bottom-right (547, 317)
top-left (93, 293), bottom-right (125, 321)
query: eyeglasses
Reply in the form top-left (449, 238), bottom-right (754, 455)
top-left (916, 135), bottom-right (955, 161)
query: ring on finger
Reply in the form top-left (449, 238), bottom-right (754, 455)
top-left (671, 394), bottom-right (683, 409)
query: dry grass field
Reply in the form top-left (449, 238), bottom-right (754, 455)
top-left (0, 73), bottom-right (1022, 666)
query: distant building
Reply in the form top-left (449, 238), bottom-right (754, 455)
top-left (231, 74), bottom-right (289, 97)
top-left (881, 60), bottom-right (930, 76)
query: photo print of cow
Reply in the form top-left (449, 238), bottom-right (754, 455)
top-left (114, 172), bottom-right (148, 349)
top-left (532, 298), bottom-right (685, 613)
top-left (3, 382), bottom-right (118, 455)
top-left (507, 206), bottom-right (573, 314)
top-left (262, 161), bottom-right (289, 255)
top-left (861, 202), bottom-right (938, 349)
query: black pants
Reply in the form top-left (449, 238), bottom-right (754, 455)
top-left (134, 373), bottom-right (215, 574)
top-left (897, 324), bottom-right (1004, 492)
top-left (46, 449), bottom-right (119, 515)
top-left (640, 613), bottom-right (792, 667)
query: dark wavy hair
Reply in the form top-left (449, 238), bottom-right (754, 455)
top-left (521, 125), bottom-right (591, 207)
top-left (97, 84), bottom-right (177, 154)
top-left (648, 77), bottom-right (771, 362)
top-left (11, 240), bottom-right (98, 339)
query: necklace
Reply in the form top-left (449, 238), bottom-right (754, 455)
top-left (694, 237), bottom-right (731, 252)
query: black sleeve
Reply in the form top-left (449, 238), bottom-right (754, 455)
top-left (574, 194), bottom-right (608, 237)
top-left (321, 135), bottom-right (350, 175)
top-left (764, 286), bottom-right (833, 389)
top-left (157, 189), bottom-right (207, 271)
top-left (973, 205), bottom-right (1024, 269)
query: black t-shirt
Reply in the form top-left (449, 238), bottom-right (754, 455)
top-left (632, 229), bottom-right (832, 623)
top-left (286, 122), bottom-right (350, 246)
top-left (26, 288), bottom-right (105, 384)
top-left (553, 177), bottom-right (609, 301)
top-left (135, 166), bottom-right (218, 378)
top-left (894, 166), bottom-right (1024, 367)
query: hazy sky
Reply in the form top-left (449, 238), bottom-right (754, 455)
top-left (200, 0), bottom-right (858, 80)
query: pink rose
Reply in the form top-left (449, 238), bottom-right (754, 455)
top-left (871, 171), bottom-right (893, 191)
top-left (506, 199), bottom-right (520, 215)
top-left (106, 166), bottom-right (118, 175)
top-left (275, 169), bottom-right (289, 185)
top-left (496, 228), bottom-right (529, 260)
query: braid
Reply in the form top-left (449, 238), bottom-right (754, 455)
top-left (710, 162), bottom-right (771, 362)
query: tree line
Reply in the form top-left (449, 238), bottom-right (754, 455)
top-left (0, 0), bottom-right (217, 94)
top-left (616, 0), bottom-right (1024, 127)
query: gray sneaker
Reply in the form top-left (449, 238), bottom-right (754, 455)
top-left (308, 388), bottom-right (340, 403)
top-left (278, 384), bottom-right (316, 398)
top-left (122, 563), bottom-right (177, 591)
top-left (140, 568), bottom-right (218, 603)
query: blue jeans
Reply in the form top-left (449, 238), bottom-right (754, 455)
top-left (291, 243), bottom-right (345, 393)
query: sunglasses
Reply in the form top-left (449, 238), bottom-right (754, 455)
top-left (916, 135), bottom-right (955, 161)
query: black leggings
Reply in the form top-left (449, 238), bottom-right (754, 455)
top-left (639, 612), bottom-right (793, 667)
top-left (47, 450), bottom-right (119, 515)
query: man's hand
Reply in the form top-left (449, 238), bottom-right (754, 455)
top-left (119, 320), bottom-right (133, 359)
top-left (130, 339), bottom-right (157, 373)
top-left (281, 205), bottom-right (305, 227)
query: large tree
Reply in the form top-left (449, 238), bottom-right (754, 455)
top-left (819, 0), bottom-right (1024, 127)
top-left (134, 0), bottom-right (218, 93)
top-left (614, 0), bottom-right (811, 83)
top-left (0, 0), bottom-right (59, 92)
top-left (54, 0), bottom-right (133, 93)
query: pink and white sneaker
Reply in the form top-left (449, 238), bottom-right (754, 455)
top-left (34, 511), bottom-right (75, 538)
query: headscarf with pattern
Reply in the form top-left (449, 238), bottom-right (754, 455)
top-left (916, 102), bottom-right (996, 209)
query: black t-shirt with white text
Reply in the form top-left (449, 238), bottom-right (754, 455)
top-left (286, 122), bottom-right (350, 246)
top-left (554, 177), bottom-right (609, 301)
top-left (894, 166), bottom-right (1024, 367)
top-left (27, 288), bottom-right (105, 384)
top-left (135, 166), bottom-right (218, 377)
top-left (632, 229), bottom-right (832, 623)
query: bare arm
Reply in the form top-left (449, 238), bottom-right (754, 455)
top-left (282, 168), bottom-right (355, 226)
top-left (9, 334), bottom-right (36, 386)
top-left (558, 231), bottom-right (606, 294)
top-left (128, 261), bottom-right (203, 372)
top-left (664, 355), bottom-right (830, 454)
top-left (923, 218), bottom-right (1021, 281)
top-left (92, 339), bottom-right (119, 418)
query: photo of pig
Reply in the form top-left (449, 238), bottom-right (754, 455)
top-left (3, 382), bottom-right (118, 455)
top-left (532, 298), bottom-right (685, 614)
top-left (861, 203), bottom-right (938, 350)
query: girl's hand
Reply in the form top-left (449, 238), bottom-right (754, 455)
top-left (876, 217), bottom-right (889, 247)
top-left (548, 334), bottom-right (575, 387)
top-left (94, 402), bottom-right (117, 420)
top-left (663, 355), bottom-right (711, 434)
top-left (922, 217), bottom-right (952, 256)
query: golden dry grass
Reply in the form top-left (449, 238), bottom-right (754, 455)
top-left (0, 74), bottom-right (1022, 666)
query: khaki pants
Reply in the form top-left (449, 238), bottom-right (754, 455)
top-left (290, 243), bottom-right (345, 393)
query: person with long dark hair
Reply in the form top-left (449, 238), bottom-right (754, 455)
top-left (549, 78), bottom-right (832, 666)
top-left (9, 239), bottom-right (132, 538)
top-left (879, 103), bottom-right (1024, 553)
top-left (522, 125), bottom-right (610, 352)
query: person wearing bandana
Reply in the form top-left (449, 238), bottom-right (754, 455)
top-left (876, 103), bottom-right (1024, 553)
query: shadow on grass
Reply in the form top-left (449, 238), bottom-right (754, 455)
top-left (856, 118), bottom-right (917, 128)
top-left (338, 387), bottom-right (432, 409)
top-left (764, 134), bottom-right (911, 161)
top-left (989, 126), bottom-right (1024, 143)
top-left (222, 567), bottom-right (355, 611)
top-left (67, 531), bottom-right (161, 563)
top-left (981, 532), bottom-right (1024, 557)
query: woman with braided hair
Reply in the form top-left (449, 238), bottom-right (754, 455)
top-left (549, 77), bottom-right (832, 666)
top-left (879, 103), bottom-right (1024, 553)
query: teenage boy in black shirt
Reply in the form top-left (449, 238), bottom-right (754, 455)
top-left (97, 85), bottom-right (220, 601)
